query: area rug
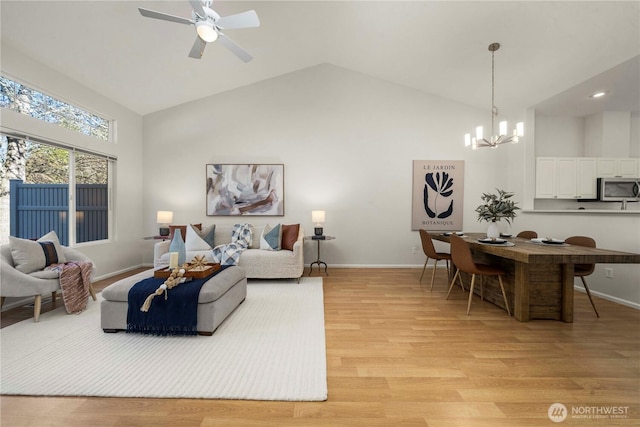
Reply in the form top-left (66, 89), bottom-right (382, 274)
top-left (0, 278), bottom-right (327, 401)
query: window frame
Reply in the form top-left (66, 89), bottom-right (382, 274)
top-left (0, 74), bottom-right (113, 143)
top-left (2, 134), bottom-right (116, 247)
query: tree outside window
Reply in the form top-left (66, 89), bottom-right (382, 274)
top-left (0, 76), bottom-right (113, 245)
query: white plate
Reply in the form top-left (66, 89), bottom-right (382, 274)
top-left (478, 238), bottom-right (507, 244)
top-left (532, 238), bottom-right (565, 244)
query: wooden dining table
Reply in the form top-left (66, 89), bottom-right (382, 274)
top-left (432, 232), bottom-right (640, 322)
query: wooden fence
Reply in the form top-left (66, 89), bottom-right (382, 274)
top-left (9, 179), bottom-right (108, 245)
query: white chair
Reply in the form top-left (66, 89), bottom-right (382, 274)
top-left (1, 244), bottom-right (96, 322)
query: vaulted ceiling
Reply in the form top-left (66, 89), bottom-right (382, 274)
top-left (1, 1), bottom-right (638, 116)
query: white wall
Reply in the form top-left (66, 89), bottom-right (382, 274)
top-left (537, 112), bottom-right (640, 158)
top-left (535, 115), bottom-right (585, 156)
top-left (142, 64), bottom-right (512, 267)
top-left (142, 65), bottom-right (638, 308)
top-left (0, 45), bottom-right (145, 278)
top-left (3, 48), bottom-right (637, 308)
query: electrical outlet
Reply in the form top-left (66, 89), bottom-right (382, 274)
top-left (412, 246), bottom-right (418, 254)
top-left (605, 268), bottom-right (614, 279)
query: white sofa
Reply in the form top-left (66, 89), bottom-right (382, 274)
top-left (154, 224), bottom-right (304, 280)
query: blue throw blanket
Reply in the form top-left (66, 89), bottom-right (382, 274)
top-left (212, 223), bottom-right (252, 265)
top-left (126, 267), bottom-right (227, 336)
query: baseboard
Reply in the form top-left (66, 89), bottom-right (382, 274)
top-left (93, 264), bottom-right (150, 282)
top-left (1, 297), bottom-right (38, 311)
top-left (329, 264), bottom-right (425, 269)
top-left (1, 264), bottom-right (151, 313)
top-left (574, 286), bottom-right (640, 311)
top-left (4, 265), bottom-right (637, 313)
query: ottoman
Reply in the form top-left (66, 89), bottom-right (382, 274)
top-left (101, 266), bottom-right (247, 336)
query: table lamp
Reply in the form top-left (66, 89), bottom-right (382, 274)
top-left (312, 210), bottom-right (325, 236)
top-left (157, 210), bottom-right (173, 236)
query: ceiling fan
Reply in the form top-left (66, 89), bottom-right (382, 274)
top-left (138, 0), bottom-right (260, 62)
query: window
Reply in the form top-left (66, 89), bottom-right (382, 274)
top-left (1, 136), bottom-right (114, 246)
top-left (1, 75), bottom-right (116, 246)
top-left (0, 75), bottom-right (110, 141)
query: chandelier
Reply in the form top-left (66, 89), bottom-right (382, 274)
top-left (465, 43), bottom-right (524, 149)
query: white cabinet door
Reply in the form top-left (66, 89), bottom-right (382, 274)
top-left (597, 158), bottom-right (639, 177)
top-left (535, 158), bottom-right (557, 198)
top-left (556, 158), bottom-right (577, 199)
top-left (617, 159), bottom-right (639, 177)
top-left (576, 158), bottom-right (597, 199)
top-left (597, 158), bottom-right (617, 177)
top-left (535, 157), bottom-right (597, 199)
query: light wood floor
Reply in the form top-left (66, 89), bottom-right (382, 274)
top-left (2, 267), bottom-right (639, 426)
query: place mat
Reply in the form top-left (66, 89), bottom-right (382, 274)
top-left (477, 240), bottom-right (515, 247)
top-left (530, 238), bottom-right (569, 247)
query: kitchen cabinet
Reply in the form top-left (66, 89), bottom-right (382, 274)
top-left (597, 158), bottom-right (639, 178)
top-left (535, 158), bottom-right (556, 198)
top-left (536, 157), bottom-right (597, 199)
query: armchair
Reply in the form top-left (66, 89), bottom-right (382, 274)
top-left (1, 244), bottom-right (96, 322)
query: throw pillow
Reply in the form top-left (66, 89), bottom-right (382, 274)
top-left (260, 224), bottom-right (282, 250)
top-left (281, 223), bottom-right (300, 251)
top-left (38, 230), bottom-right (66, 263)
top-left (169, 223), bottom-right (202, 241)
top-left (185, 224), bottom-right (212, 251)
top-left (9, 230), bottom-right (66, 274)
top-left (196, 224), bottom-right (216, 248)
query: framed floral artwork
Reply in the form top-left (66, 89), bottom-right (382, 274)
top-left (206, 164), bottom-right (284, 216)
top-left (411, 160), bottom-right (465, 231)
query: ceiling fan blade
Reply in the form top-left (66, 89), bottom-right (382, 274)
top-left (139, 8), bottom-right (193, 25)
top-left (218, 33), bottom-right (253, 62)
top-left (188, 36), bottom-right (207, 59)
top-left (217, 10), bottom-right (260, 30)
top-left (188, 0), bottom-right (206, 18)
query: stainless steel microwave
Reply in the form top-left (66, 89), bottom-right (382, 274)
top-left (597, 178), bottom-right (640, 202)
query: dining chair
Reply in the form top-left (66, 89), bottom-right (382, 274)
top-left (564, 236), bottom-right (599, 317)
top-left (446, 234), bottom-right (511, 316)
top-left (516, 230), bottom-right (538, 239)
top-left (419, 230), bottom-right (454, 290)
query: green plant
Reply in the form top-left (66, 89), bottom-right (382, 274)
top-left (475, 188), bottom-right (520, 224)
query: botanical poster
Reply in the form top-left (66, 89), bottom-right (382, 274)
top-left (411, 160), bottom-right (464, 231)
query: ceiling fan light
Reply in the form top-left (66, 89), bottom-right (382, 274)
top-left (196, 22), bottom-right (218, 42)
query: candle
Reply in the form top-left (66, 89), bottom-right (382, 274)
top-left (169, 252), bottom-right (178, 269)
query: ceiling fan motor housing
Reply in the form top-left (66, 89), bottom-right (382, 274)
top-left (193, 7), bottom-right (219, 25)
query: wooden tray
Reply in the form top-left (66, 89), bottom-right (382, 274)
top-left (154, 263), bottom-right (221, 279)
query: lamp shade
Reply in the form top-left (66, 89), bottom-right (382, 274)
top-left (156, 210), bottom-right (173, 224)
top-left (312, 211), bottom-right (325, 225)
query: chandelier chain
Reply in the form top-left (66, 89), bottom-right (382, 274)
top-left (491, 47), bottom-right (497, 140)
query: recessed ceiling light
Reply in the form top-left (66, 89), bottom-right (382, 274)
top-left (589, 91), bottom-right (608, 99)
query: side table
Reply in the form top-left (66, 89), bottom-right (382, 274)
top-left (304, 236), bottom-right (335, 276)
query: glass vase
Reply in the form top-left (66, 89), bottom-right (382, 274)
top-left (169, 229), bottom-right (186, 266)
